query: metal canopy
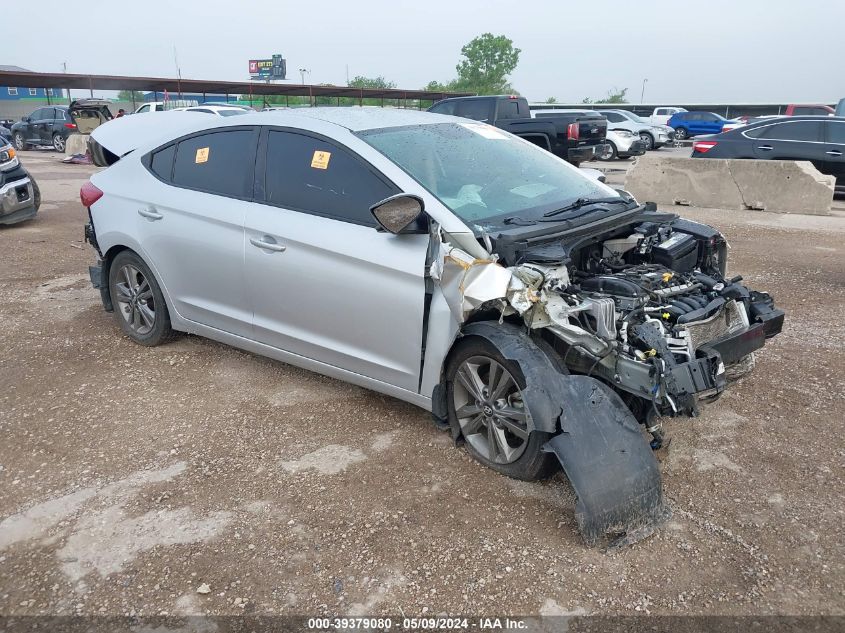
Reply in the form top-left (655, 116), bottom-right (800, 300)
top-left (0, 70), bottom-right (470, 101)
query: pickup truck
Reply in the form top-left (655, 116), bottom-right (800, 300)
top-left (783, 104), bottom-right (834, 116)
top-left (428, 95), bottom-right (606, 166)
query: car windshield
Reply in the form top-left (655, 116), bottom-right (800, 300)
top-left (357, 122), bottom-right (618, 226)
top-left (218, 109), bottom-right (247, 117)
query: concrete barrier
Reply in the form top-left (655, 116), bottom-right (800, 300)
top-left (625, 155), bottom-right (835, 215)
top-left (65, 133), bottom-right (90, 156)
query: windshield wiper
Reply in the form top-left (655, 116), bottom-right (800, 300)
top-left (542, 197), bottom-right (630, 218)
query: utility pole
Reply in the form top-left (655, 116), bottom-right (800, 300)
top-left (640, 78), bottom-right (648, 104)
top-left (299, 68), bottom-right (309, 85)
top-left (173, 46), bottom-right (184, 98)
top-left (62, 62), bottom-right (70, 103)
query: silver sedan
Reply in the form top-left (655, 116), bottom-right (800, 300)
top-left (81, 108), bottom-right (782, 547)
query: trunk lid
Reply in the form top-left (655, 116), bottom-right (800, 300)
top-left (68, 99), bottom-right (114, 135)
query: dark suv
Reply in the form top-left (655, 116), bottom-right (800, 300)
top-left (11, 106), bottom-right (77, 152)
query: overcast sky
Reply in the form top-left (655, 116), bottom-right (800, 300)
top-left (5, 0), bottom-right (844, 103)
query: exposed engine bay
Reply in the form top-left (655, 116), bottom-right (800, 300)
top-left (432, 207), bottom-right (784, 546)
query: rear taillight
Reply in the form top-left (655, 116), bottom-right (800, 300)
top-left (567, 122), bottom-right (580, 140)
top-left (80, 181), bottom-right (103, 207)
top-left (64, 123), bottom-right (77, 129)
top-left (693, 141), bottom-right (718, 153)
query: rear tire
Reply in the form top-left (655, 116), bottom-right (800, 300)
top-left (674, 127), bottom-right (688, 140)
top-left (108, 251), bottom-right (173, 346)
top-left (446, 336), bottom-right (558, 481)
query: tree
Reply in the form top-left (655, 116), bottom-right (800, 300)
top-left (545, 97), bottom-right (558, 103)
top-left (347, 75), bottom-right (396, 90)
top-left (581, 87), bottom-right (629, 104)
top-left (117, 90), bottom-right (144, 102)
top-left (454, 33), bottom-right (521, 94)
top-left (425, 33), bottom-right (521, 96)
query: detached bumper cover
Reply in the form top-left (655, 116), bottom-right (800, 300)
top-left (542, 378), bottom-right (670, 548)
top-left (0, 175), bottom-right (36, 224)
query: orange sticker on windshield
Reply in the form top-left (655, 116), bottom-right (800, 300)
top-left (311, 150), bottom-right (331, 169)
top-left (195, 147), bottom-right (209, 164)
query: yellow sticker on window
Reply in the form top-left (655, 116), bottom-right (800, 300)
top-left (311, 150), bottom-right (331, 169)
top-left (195, 147), bottom-right (209, 164)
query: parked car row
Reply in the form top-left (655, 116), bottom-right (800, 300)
top-left (691, 115), bottom-right (845, 195)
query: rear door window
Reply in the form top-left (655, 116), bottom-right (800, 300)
top-left (262, 129), bottom-right (397, 226)
top-left (454, 100), bottom-right (490, 121)
top-left (758, 120), bottom-right (822, 142)
top-left (825, 121), bottom-right (845, 145)
top-left (172, 129), bottom-right (257, 198)
top-left (496, 99), bottom-right (522, 120)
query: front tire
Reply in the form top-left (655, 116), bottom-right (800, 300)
top-left (446, 336), bottom-right (558, 481)
top-left (108, 251), bottom-right (173, 346)
top-left (640, 132), bottom-right (654, 150)
top-left (52, 133), bottom-right (66, 152)
top-left (597, 142), bottom-right (617, 161)
top-left (13, 133), bottom-right (25, 151)
top-left (674, 127), bottom-right (688, 140)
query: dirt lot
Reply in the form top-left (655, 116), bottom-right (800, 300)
top-left (1, 149), bottom-right (843, 621)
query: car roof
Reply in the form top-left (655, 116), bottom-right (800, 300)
top-left (90, 107), bottom-right (468, 157)
top-left (251, 107), bottom-right (462, 131)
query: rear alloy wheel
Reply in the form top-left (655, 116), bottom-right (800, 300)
top-left (52, 133), bottom-right (65, 152)
top-left (674, 127), bottom-right (688, 140)
top-left (13, 133), bottom-right (25, 151)
top-left (108, 251), bottom-right (173, 346)
top-left (597, 141), bottom-right (617, 161)
top-left (639, 132), bottom-right (654, 150)
top-left (447, 337), bottom-right (557, 481)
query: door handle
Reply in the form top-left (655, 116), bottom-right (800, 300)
top-left (757, 145), bottom-right (773, 151)
top-left (137, 208), bottom-right (163, 220)
top-left (826, 150), bottom-right (843, 156)
top-left (250, 236), bottom-right (286, 252)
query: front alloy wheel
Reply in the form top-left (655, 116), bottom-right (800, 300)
top-left (453, 356), bottom-right (530, 465)
top-left (640, 132), bottom-right (654, 150)
top-left (13, 133), bottom-right (25, 151)
top-left (53, 134), bottom-right (65, 152)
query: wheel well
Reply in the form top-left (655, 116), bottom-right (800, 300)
top-left (99, 245), bottom-right (131, 310)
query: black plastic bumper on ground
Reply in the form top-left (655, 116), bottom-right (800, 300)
top-left (542, 378), bottom-right (670, 549)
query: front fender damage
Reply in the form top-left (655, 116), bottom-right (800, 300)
top-left (458, 322), bottom-right (670, 547)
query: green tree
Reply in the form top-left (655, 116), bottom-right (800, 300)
top-left (454, 33), bottom-right (521, 94)
top-left (347, 75), bottom-right (396, 90)
top-left (545, 97), bottom-right (558, 103)
top-left (425, 33), bottom-right (521, 96)
top-left (581, 87), bottom-right (629, 104)
top-left (117, 90), bottom-right (144, 101)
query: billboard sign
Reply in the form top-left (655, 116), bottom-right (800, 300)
top-left (249, 55), bottom-right (286, 80)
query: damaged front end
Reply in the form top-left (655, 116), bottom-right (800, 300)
top-left (431, 208), bottom-right (784, 548)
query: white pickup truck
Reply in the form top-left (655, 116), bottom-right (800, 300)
top-left (133, 100), bottom-right (198, 114)
top-left (648, 107), bottom-right (686, 126)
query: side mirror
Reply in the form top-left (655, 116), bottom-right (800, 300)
top-left (370, 194), bottom-right (428, 234)
top-left (21, 116), bottom-right (29, 122)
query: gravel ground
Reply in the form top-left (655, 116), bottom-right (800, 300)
top-left (1, 149), bottom-right (843, 620)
